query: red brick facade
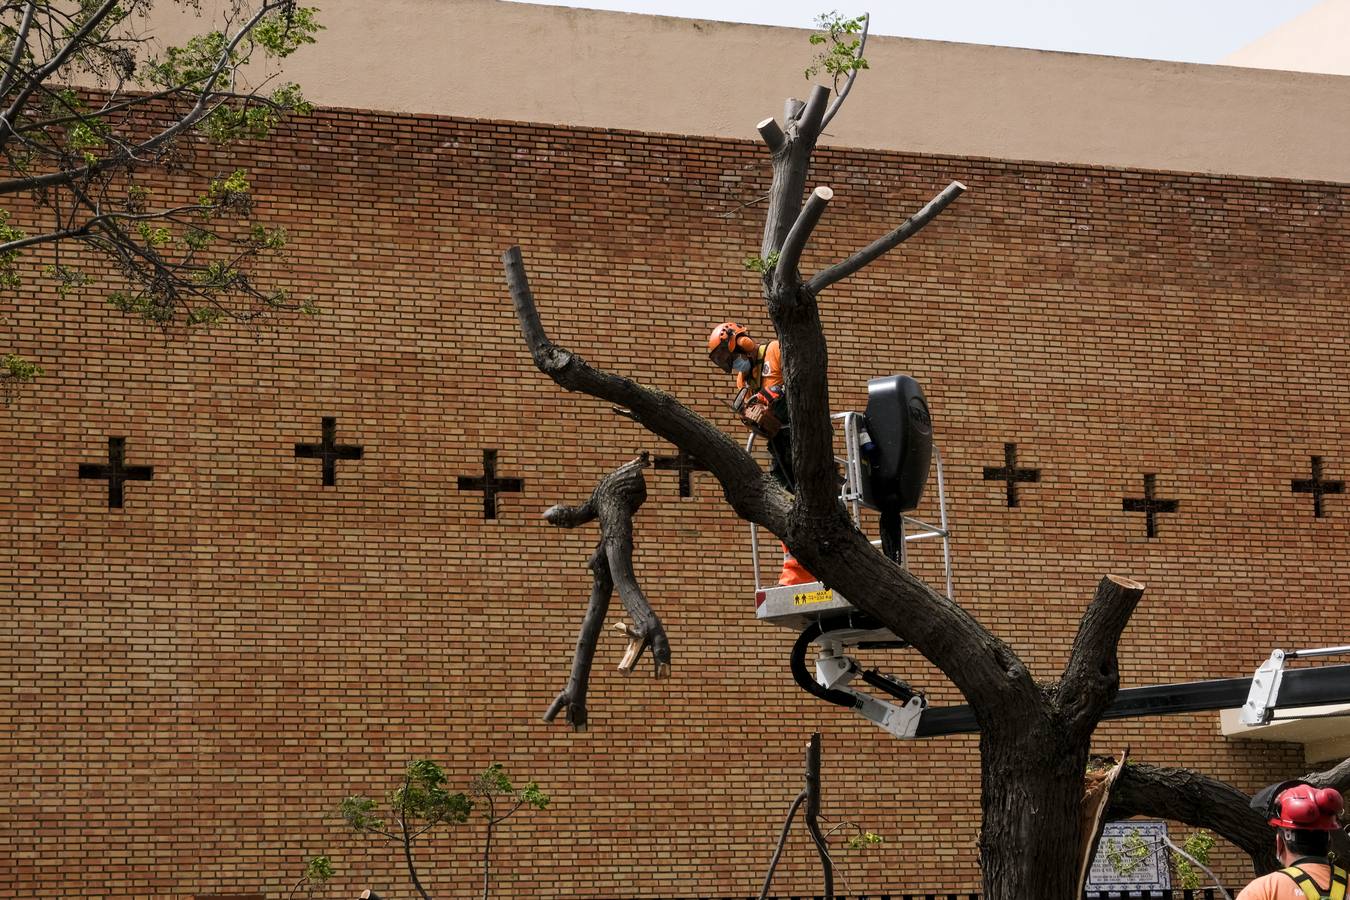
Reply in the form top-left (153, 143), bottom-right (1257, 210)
top-left (3, 105), bottom-right (1345, 897)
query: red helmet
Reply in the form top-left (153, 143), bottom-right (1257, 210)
top-left (1269, 783), bottom-right (1344, 831)
top-left (707, 321), bottom-right (755, 373)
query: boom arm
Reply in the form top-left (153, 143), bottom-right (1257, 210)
top-left (915, 654), bottom-right (1350, 738)
top-left (793, 626), bottom-right (1350, 739)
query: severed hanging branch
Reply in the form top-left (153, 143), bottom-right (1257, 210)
top-left (541, 452), bottom-right (671, 731)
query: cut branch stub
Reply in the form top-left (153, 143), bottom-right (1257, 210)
top-left (807, 180), bottom-right (967, 294)
top-left (540, 454), bottom-right (670, 731)
top-left (758, 117), bottom-right (786, 154)
top-left (760, 84), bottom-right (831, 260)
top-left (795, 84), bottom-right (830, 143)
top-left (1060, 575), bottom-right (1146, 736)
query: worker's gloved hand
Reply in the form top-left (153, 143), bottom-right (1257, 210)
top-left (741, 399), bottom-right (782, 439)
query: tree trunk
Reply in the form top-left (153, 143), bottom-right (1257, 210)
top-left (979, 718), bottom-right (1091, 900)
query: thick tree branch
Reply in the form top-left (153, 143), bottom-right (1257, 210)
top-left (1103, 760), bottom-right (1277, 873)
top-left (794, 83), bottom-right (829, 144)
top-left (1305, 756), bottom-right (1350, 791)
top-left (504, 245), bottom-right (789, 531)
top-left (802, 732), bottom-right (834, 899)
top-left (772, 185), bottom-right (831, 296)
top-left (0, 1), bottom-right (37, 100)
top-left (742, 86), bottom-right (1038, 715)
top-left (807, 181), bottom-right (966, 294)
top-left (2, 0), bottom-right (281, 191)
top-left (757, 791), bottom-right (806, 900)
top-left (771, 293), bottom-right (838, 515)
top-left (0, 202), bottom-right (229, 252)
top-left (1060, 575), bottom-right (1146, 735)
top-left (1105, 754), bottom-right (1350, 873)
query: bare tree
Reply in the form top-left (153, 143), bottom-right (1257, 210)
top-left (499, 12), bottom-right (1350, 896)
top-left (0, 0), bottom-right (319, 326)
top-left (502, 34), bottom-right (1163, 896)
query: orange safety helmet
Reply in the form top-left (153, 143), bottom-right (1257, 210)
top-left (707, 321), bottom-right (756, 373)
top-left (1267, 782), bottom-right (1345, 831)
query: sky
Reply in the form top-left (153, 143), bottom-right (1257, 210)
top-left (504, 0), bottom-right (1323, 64)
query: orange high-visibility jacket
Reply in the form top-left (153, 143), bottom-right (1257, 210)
top-left (735, 340), bottom-right (783, 399)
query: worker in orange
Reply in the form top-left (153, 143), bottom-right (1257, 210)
top-left (707, 321), bottom-right (812, 586)
top-left (1236, 781), bottom-right (1346, 900)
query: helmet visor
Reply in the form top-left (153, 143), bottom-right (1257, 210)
top-left (709, 343), bottom-right (735, 373)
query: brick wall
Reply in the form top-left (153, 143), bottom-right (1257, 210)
top-left (2, 105), bottom-right (1346, 897)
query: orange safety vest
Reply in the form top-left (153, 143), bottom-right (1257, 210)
top-left (735, 341), bottom-right (782, 394)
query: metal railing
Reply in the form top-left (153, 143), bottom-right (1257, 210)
top-left (746, 410), bottom-right (954, 600)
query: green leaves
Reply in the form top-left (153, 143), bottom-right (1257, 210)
top-left (109, 290), bottom-right (175, 324)
top-left (249, 224), bottom-right (287, 251)
top-left (744, 250), bottom-right (780, 275)
top-left (391, 759), bottom-right (474, 827)
top-left (143, 28), bottom-right (232, 90)
top-left (470, 762), bottom-right (552, 811)
top-left (203, 169), bottom-right (252, 209)
top-left (844, 830), bottom-right (883, 849)
top-left (340, 760), bottom-right (550, 840)
top-left (338, 795), bottom-right (384, 833)
top-left (1172, 829), bottom-right (1214, 890)
top-left (2, 2), bottom-right (320, 329)
top-left (202, 84), bottom-right (311, 144)
top-left (805, 11), bottom-right (869, 85)
top-left (334, 760), bottom-right (550, 899)
top-left (521, 781), bottom-right (551, 811)
top-left (1105, 825), bottom-right (1215, 890)
top-left (0, 209), bottom-right (25, 288)
top-left (303, 855), bottom-right (334, 884)
top-left (1103, 828), bottom-right (1150, 877)
top-left (143, 5), bottom-right (319, 87)
top-left (1, 352), bottom-right (45, 405)
top-left (136, 222), bottom-right (172, 248)
top-left (185, 306), bottom-right (225, 327)
top-left (253, 6), bottom-right (322, 58)
top-left (471, 762), bottom-right (514, 796)
top-left (1, 353), bottom-right (45, 382)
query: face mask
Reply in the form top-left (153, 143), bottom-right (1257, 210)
top-left (731, 355), bottom-right (753, 376)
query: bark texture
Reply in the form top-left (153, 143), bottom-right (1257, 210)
top-left (541, 454), bottom-right (669, 731)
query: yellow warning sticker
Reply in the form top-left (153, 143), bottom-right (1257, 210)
top-left (793, 589), bottom-right (833, 607)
